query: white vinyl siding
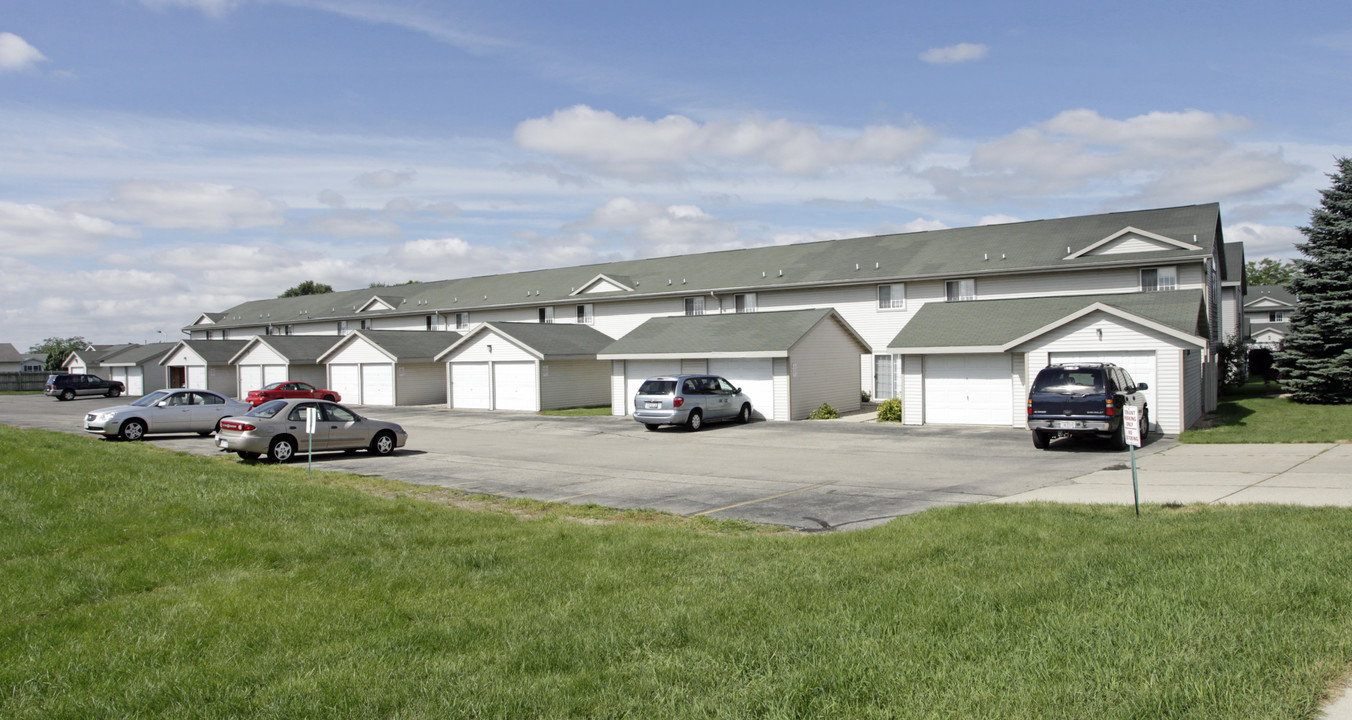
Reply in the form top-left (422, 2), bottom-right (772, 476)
top-left (772, 358), bottom-right (790, 421)
top-left (326, 339), bottom-right (394, 365)
top-left (610, 361), bottom-right (627, 416)
top-left (1183, 348), bottom-right (1203, 432)
top-left (786, 317), bottom-right (864, 420)
top-left (681, 359), bottom-right (708, 375)
top-left (901, 355), bottom-right (923, 424)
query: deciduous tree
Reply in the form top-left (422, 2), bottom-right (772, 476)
top-left (28, 336), bottom-right (89, 372)
top-left (280, 280), bottom-right (334, 298)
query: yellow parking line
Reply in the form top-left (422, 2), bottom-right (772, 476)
top-left (689, 480), bottom-right (838, 517)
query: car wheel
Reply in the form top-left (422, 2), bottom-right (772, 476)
top-left (107, 387), bottom-right (121, 398)
top-left (323, 394), bottom-right (336, 402)
top-left (369, 431), bottom-right (396, 456)
top-left (1031, 429), bottom-right (1049, 450)
top-left (268, 437), bottom-right (296, 463)
top-left (236, 451), bottom-right (260, 461)
top-left (686, 410), bottom-right (703, 431)
top-left (737, 403), bottom-right (751, 424)
top-left (1111, 421), bottom-right (1128, 451)
top-left (1141, 407), bottom-right (1150, 439)
top-left (197, 420), bottom-right (222, 438)
top-left (644, 423), bottom-right (659, 431)
top-left (120, 419), bottom-right (146, 441)
top-left (59, 389), bottom-right (75, 401)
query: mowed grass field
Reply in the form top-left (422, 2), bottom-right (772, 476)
top-left (3, 425), bottom-right (1352, 719)
top-left (1182, 380), bottom-right (1352, 444)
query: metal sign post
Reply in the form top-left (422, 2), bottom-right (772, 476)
top-left (1123, 405), bottom-right (1142, 517)
top-left (304, 406), bottom-right (316, 476)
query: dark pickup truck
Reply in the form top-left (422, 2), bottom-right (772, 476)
top-left (1026, 363), bottom-right (1148, 450)
top-left (45, 373), bottom-right (125, 401)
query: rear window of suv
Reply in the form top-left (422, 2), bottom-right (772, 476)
top-left (637, 380), bottom-right (677, 395)
top-left (1032, 367), bottom-right (1104, 394)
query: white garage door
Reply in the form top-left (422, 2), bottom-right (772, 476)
top-left (493, 361), bottom-right (537, 411)
top-left (263, 365), bottom-right (288, 386)
top-left (330, 364), bottom-right (361, 405)
top-left (239, 365), bottom-right (263, 396)
top-left (624, 360), bottom-right (682, 414)
top-left (127, 369), bottom-right (144, 396)
top-left (452, 362), bottom-right (491, 409)
top-left (708, 358), bottom-right (775, 421)
top-left (187, 365), bottom-right (207, 389)
top-left (1049, 351), bottom-right (1157, 427)
top-left (362, 364), bottom-right (394, 406)
top-left (110, 367), bottom-right (127, 387)
top-left (924, 354), bottom-right (1014, 426)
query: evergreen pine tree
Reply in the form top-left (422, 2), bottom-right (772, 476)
top-left (1277, 157), bottom-right (1352, 403)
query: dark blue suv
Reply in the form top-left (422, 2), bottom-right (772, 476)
top-left (1026, 363), bottom-right (1148, 450)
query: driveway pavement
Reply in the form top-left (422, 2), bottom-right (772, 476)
top-left (4, 394), bottom-right (1350, 532)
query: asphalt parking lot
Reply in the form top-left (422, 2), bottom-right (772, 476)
top-left (0, 394), bottom-right (1171, 531)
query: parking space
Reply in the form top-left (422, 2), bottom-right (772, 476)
top-left (0, 394), bottom-right (1172, 531)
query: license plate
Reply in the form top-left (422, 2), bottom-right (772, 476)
top-left (1055, 421), bottom-right (1079, 429)
top-left (645, 402), bottom-right (661, 409)
top-left (217, 439), bottom-right (229, 449)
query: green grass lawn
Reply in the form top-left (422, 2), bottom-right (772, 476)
top-left (538, 405), bottom-right (613, 417)
top-left (3, 425), bottom-right (1352, 718)
top-left (1181, 380), bottom-right (1352, 443)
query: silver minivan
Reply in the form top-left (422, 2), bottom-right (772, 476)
top-left (633, 375), bottom-right (753, 431)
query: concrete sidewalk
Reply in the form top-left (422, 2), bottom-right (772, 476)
top-left (993, 442), bottom-right (1352, 508)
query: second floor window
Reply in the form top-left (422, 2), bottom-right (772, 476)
top-left (359, 319), bottom-right (371, 330)
top-left (539, 307), bottom-right (554, 324)
top-left (1269, 310), bottom-right (1286, 322)
top-left (455, 312), bottom-right (469, 330)
top-left (1141, 266), bottom-right (1177, 292)
top-left (426, 315), bottom-right (435, 331)
top-left (265, 326), bottom-right (275, 335)
top-left (577, 304), bottom-right (594, 324)
top-left (877, 284), bottom-right (904, 310)
top-left (205, 330), bottom-right (214, 340)
top-left (734, 293), bottom-right (756, 313)
top-left (685, 297), bottom-right (704, 316)
top-left (337, 320), bottom-right (348, 335)
top-left (945, 279), bottom-right (975, 302)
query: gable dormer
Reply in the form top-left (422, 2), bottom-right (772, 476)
top-left (570, 274), bottom-right (635, 296)
top-left (357, 296), bottom-right (403, 312)
top-left (1064, 226), bottom-right (1202, 260)
top-left (192, 312), bottom-right (221, 326)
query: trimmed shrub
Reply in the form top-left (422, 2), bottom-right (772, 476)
top-left (809, 403), bottom-right (839, 420)
top-left (876, 397), bottom-right (903, 422)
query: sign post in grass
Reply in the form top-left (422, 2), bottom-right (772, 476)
top-left (1124, 404), bottom-right (1142, 516)
top-left (304, 406), bottom-right (316, 477)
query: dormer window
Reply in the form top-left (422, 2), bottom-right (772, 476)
top-left (945, 279), bottom-right (975, 302)
top-left (1141, 266), bottom-right (1177, 292)
top-left (539, 307), bottom-right (554, 324)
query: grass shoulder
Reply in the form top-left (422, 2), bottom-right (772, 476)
top-left (1181, 380), bottom-right (1352, 443)
top-left (538, 405), bottom-right (612, 417)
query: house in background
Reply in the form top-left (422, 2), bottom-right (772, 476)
top-left (1219, 242), bottom-right (1246, 343)
top-left (1244, 284), bottom-right (1297, 351)
top-left (64, 344), bottom-right (138, 375)
top-left (315, 330), bottom-right (462, 406)
top-left (178, 203), bottom-right (1233, 432)
top-left (160, 340), bottom-right (248, 394)
top-left (439, 322), bottom-right (614, 412)
top-left (96, 342), bottom-right (177, 396)
top-left (229, 335), bottom-right (346, 399)
top-left (0, 344), bottom-right (46, 373)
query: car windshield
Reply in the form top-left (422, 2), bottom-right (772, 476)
top-left (638, 379), bottom-right (676, 395)
top-left (1032, 368), bottom-right (1103, 394)
top-left (246, 400), bottom-right (288, 418)
top-left (131, 390), bottom-right (171, 407)
top-left (262, 381), bottom-right (287, 390)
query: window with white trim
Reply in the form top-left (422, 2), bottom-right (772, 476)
top-left (945, 279), bottom-right (975, 302)
top-left (455, 312), bottom-right (469, 330)
top-left (1269, 310), bottom-right (1286, 322)
top-left (425, 315), bottom-right (435, 331)
top-left (205, 330), bottom-right (214, 340)
top-left (283, 325), bottom-right (292, 336)
top-left (576, 304), bottom-right (593, 325)
top-left (265, 326), bottom-right (275, 336)
top-left (877, 284), bottom-right (905, 310)
top-left (539, 307), bottom-right (554, 324)
top-left (359, 319), bottom-right (371, 330)
top-left (1141, 266), bottom-right (1177, 292)
top-left (734, 293), bottom-right (756, 313)
top-left (337, 320), bottom-right (348, 335)
top-left (684, 297), bottom-right (704, 316)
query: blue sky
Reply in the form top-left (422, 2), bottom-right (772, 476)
top-left (2, 0), bottom-right (1350, 350)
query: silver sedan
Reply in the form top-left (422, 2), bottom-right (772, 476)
top-left (84, 389), bottom-right (254, 441)
top-left (215, 398), bottom-right (408, 463)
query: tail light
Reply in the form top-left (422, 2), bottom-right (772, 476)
top-left (1105, 399), bottom-right (1115, 417)
top-left (1027, 399), bottom-right (1033, 416)
top-left (220, 421), bottom-right (256, 432)
top-left (673, 396), bottom-right (685, 408)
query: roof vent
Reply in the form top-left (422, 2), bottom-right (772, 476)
top-left (778, 269), bottom-right (783, 277)
top-left (855, 263), bottom-right (859, 270)
top-left (1067, 246), bottom-right (1071, 254)
top-left (1002, 253), bottom-right (1006, 260)
top-left (667, 279), bottom-right (672, 285)
top-left (875, 262), bottom-right (880, 270)
top-left (984, 253), bottom-right (988, 261)
top-left (682, 278), bottom-right (686, 284)
top-left (762, 271), bottom-right (766, 278)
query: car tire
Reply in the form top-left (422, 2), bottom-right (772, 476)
top-left (1141, 407), bottom-right (1150, 439)
top-left (119, 419), bottom-right (146, 441)
top-left (197, 420), bottom-right (222, 438)
top-left (369, 431), bottom-right (396, 456)
top-left (236, 451), bottom-right (260, 461)
top-left (1031, 429), bottom-right (1049, 450)
top-left (686, 410), bottom-right (703, 431)
top-left (59, 389), bottom-right (75, 401)
top-left (1111, 421), bottom-right (1128, 451)
top-left (107, 387), bottom-right (121, 398)
top-left (644, 423), bottom-right (659, 431)
top-left (268, 436), bottom-right (296, 463)
top-left (737, 403), bottom-right (751, 424)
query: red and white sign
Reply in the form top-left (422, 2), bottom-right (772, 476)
top-left (1123, 405), bottom-right (1142, 448)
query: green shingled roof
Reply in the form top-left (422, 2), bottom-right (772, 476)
top-left (190, 204), bottom-right (1222, 332)
top-left (230, 335), bottom-right (346, 364)
top-left (468, 322), bottom-right (617, 358)
top-left (888, 290), bottom-right (1208, 351)
top-left (100, 342), bottom-right (178, 366)
top-left (163, 340), bottom-right (250, 364)
top-left (598, 309), bottom-right (866, 357)
top-left (318, 330), bottom-right (462, 363)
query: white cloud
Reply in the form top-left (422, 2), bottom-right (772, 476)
top-left (71, 180), bottom-right (286, 232)
top-left (514, 105), bottom-right (936, 179)
top-left (1224, 222), bottom-right (1306, 260)
top-left (0, 32), bottom-right (47, 73)
top-left (318, 189), bottom-right (346, 208)
top-left (302, 211), bottom-right (402, 238)
top-left (381, 198), bottom-right (461, 218)
top-left (355, 169), bottom-right (417, 188)
top-left (0, 201), bottom-right (138, 255)
top-left (978, 214), bottom-right (1023, 226)
top-left (139, 0), bottom-right (242, 19)
top-left (919, 43), bottom-right (989, 65)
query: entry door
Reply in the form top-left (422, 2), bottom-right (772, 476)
top-left (875, 355), bottom-right (897, 400)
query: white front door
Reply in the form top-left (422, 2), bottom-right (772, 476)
top-left (330, 364), bottom-right (361, 405)
top-left (492, 361), bottom-right (537, 411)
top-left (451, 362), bottom-right (491, 409)
top-left (361, 364), bottom-right (394, 406)
top-left (924, 354), bottom-right (1014, 426)
top-left (707, 358), bottom-right (774, 421)
top-left (239, 365), bottom-right (263, 396)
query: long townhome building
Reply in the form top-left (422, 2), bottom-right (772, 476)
top-left (182, 203), bottom-right (1234, 433)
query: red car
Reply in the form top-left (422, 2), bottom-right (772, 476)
top-left (245, 381), bottom-right (341, 407)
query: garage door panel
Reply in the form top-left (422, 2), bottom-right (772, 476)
top-left (1050, 351), bottom-right (1157, 428)
top-left (263, 365), bottom-right (288, 386)
top-left (187, 365), bottom-right (207, 389)
top-left (239, 366), bottom-right (263, 396)
top-left (330, 364), bottom-right (361, 406)
top-left (924, 354), bottom-right (1013, 426)
top-left (624, 361), bottom-right (681, 414)
top-left (362, 364), bottom-right (394, 406)
top-left (708, 358), bottom-right (775, 421)
top-left (452, 362), bottom-right (491, 409)
top-left (493, 361), bottom-right (537, 411)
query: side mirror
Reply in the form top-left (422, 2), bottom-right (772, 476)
top-left (734, 388), bottom-right (742, 394)
top-left (1136, 382), bottom-right (1149, 391)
